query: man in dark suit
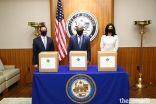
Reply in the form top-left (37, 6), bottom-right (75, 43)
top-left (32, 26), bottom-right (54, 68)
top-left (68, 25), bottom-right (91, 64)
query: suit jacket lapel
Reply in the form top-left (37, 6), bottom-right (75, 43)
top-left (80, 35), bottom-right (85, 49)
top-left (74, 35), bottom-right (79, 49)
top-left (46, 37), bottom-right (49, 50)
top-left (39, 37), bottom-right (46, 50)
top-left (82, 35), bottom-right (85, 47)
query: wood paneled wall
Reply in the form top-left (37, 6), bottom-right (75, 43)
top-left (117, 48), bottom-right (156, 82)
top-left (0, 49), bottom-right (35, 83)
top-left (50, 0), bottom-right (114, 65)
top-left (0, 48), bottom-right (156, 83)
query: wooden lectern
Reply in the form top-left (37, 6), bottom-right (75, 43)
top-left (39, 52), bottom-right (58, 72)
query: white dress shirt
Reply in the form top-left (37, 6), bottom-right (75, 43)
top-left (77, 34), bottom-right (83, 44)
top-left (100, 35), bottom-right (119, 51)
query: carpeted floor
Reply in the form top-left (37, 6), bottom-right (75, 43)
top-left (0, 98), bottom-right (156, 104)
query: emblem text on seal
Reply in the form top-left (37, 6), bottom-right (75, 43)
top-left (66, 10), bottom-right (99, 42)
top-left (66, 74), bottom-right (96, 103)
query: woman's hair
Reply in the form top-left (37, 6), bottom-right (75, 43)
top-left (104, 23), bottom-right (117, 36)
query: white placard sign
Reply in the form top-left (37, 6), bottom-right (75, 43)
top-left (71, 56), bottom-right (85, 67)
top-left (100, 56), bottom-right (115, 67)
top-left (41, 58), bottom-right (55, 69)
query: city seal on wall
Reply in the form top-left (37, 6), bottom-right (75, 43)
top-left (66, 74), bottom-right (96, 103)
top-left (66, 10), bottom-right (99, 42)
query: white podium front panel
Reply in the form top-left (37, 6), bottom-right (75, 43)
top-left (39, 52), bottom-right (58, 72)
top-left (98, 51), bottom-right (117, 71)
top-left (70, 51), bottom-right (87, 70)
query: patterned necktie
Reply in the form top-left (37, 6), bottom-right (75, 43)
top-left (79, 36), bottom-right (82, 49)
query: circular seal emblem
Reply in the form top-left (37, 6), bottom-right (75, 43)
top-left (66, 10), bottom-right (99, 41)
top-left (66, 74), bottom-right (96, 103)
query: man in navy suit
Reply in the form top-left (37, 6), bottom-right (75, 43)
top-left (32, 26), bottom-right (54, 68)
top-left (68, 25), bottom-right (91, 64)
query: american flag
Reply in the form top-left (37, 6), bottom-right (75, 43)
top-left (55, 0), bottom-right (67, 61)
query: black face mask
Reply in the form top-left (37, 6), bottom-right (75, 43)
top-left (41, 31), bottom-right (47, 36)
top-left (77, 30), bottom-right (83, 35)
top-left (108, 29), bottom-right (113, 33)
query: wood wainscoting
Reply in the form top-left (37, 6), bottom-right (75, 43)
top-left (0, 47), bottom-right (156, 83)
top-left (0, 49), bottom-right (34, 84)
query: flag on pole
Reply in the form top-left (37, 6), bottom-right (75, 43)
top-left (55, 0), bottom-right (67, 61)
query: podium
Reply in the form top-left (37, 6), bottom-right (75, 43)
top-left (39, 52), bottom-right (58, 72)
top-left (69, 51), bottom-right (87, 70)
top-left (98, 51), bottom-right (117, 71)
